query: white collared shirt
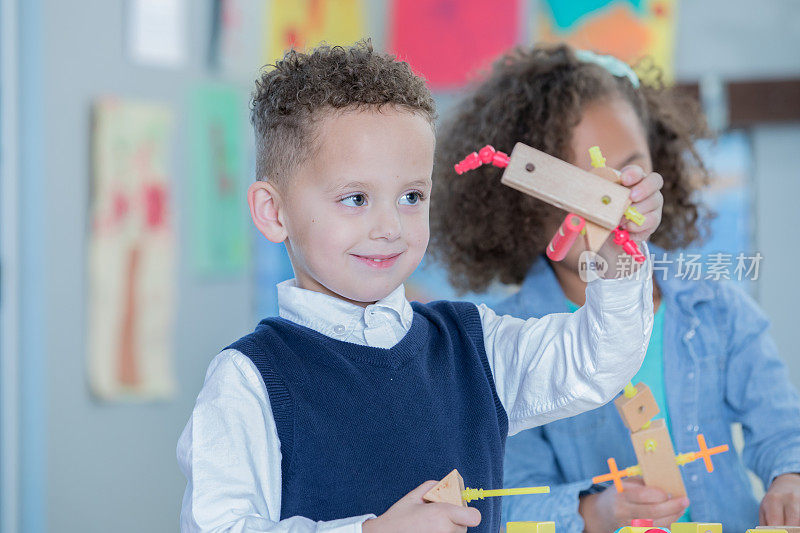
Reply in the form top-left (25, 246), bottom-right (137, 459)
top-left (178, 257), bottom-right (654, 532)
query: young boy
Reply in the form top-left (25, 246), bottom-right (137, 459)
top-left (177, 41), bottom-right (663, 533)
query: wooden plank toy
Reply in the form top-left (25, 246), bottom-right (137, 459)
top-left (592, 379), bottom-right (730, 497)
top-left (454, 144), bottom-right (646, 261)
top-left (614, 382), bottom-right (660, 432)
top-left (500, 142), bottom-right (631, 229)
top-left (630, 417), bottom-right (687, 497)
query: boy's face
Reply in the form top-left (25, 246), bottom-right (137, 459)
top-left (277, 108), bottom-right (435, 306)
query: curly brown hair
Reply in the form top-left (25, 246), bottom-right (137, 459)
top-left (430, 43), bottom-right (712, 293)
top-left (250, 39), bottom-right (436, 184)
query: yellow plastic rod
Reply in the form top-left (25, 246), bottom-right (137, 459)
top-left (462, 486), bottom-right (550, 502)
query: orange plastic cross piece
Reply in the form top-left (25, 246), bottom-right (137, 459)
top-left (694, 434), bottom-right (729, 472)
top-left (594, 458), bottom-right (625, 492)
top-left (592, 457), bottom-right (643, 492)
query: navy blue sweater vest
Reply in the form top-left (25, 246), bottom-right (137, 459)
top-left (228, 300), bottom-right (508, 531)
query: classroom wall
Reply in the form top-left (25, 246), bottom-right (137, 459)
top-left (11, 1), bottom-right (800, 532)
top-left (674, 0), bottom-right (800, 386)
top-left (19, 1), bottom-right (254, 531)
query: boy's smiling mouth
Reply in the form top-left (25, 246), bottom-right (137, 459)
top-left (351, 252), bottom-right (404, 269)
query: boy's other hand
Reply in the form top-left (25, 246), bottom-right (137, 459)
top-left (760, 473), bottom-right (800, 526)
top-left (579, 478), bottom-right (689, 533)
top-left (362, 480), bottom-right (481, 533)
top-left (618, 165), bottom-right (664, 242)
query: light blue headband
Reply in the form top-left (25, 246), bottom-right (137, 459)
top-left (574, 49), bottom-right (640, 88)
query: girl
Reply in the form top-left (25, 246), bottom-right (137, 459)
top-left (431, 44), bottom-right (800, 533)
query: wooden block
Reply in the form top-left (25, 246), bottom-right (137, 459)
top-left (592, 166), bottom-right (622, 184)
top-left (423, 469), bottom-right (466, 507)
top-left (630, 419), bottom-right (686, 497)
top-left (614, 382), bottom-right (660, 432)
top-left (501, 142), bottom-right (630, 230)
top-left (671, 523), bottom-right (723, 533)
top-left (756, 527), bottom-right (799, 533)
top-left (507, 521), bottom-right (556, 533)
top-left (582, 220), bottom-right (613, 252)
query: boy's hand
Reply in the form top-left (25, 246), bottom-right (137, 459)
top-left (579, 478), bottom-right (689, 533)
top-left (618, 165), bottom-right (664, 242)
top-left (760, 473), bottom-right (800, 526)
top-left (362, 480), bottom-right (481, 533)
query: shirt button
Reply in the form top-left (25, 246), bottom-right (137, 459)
top-left (686, 424), bottom-right (694, 432)
top-left (691, 474), bottom-right (698, 482)
top-left (333, 324), bottom-right (346, 335)
top-left (687, 372), bottom-right (695, 379)
top-left (694, 425), bottom-right (700, 432)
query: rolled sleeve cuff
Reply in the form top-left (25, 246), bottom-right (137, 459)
top-left (767, 464), bottom-right (800, 487)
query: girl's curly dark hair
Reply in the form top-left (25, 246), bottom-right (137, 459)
top-left (430, 44), bottom-right (712, 293)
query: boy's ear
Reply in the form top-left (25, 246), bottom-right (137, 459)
top-left (248, 181), bottom-right (288, 243)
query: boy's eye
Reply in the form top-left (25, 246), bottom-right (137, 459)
top-left (341, 194), bottom-right (367, 207)
top-left (399, 191), bottom-right (423, 205)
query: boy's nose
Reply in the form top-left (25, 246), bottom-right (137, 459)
top-left (369, 208), bottom-right (401, 241)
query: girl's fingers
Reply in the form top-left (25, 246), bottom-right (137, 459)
top-left (622, 207), bottom-right (659, 234)
top-left (636, 496), bottom-right (690, 520)
top-left (620, 165), bottom-right (646, 186)
top-left (630, 194), bottom-right (663, 216)
top-left (763, 497), bottom-right (785, 526)
top-left (629, 172), bottom-right (664, 202)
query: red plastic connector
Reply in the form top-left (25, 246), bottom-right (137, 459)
top-left (546, 214), bottom-right (586, 262)
top-left (612, 227), bottom-right (646, 263)
top-left (454, 145), bottom-right (509, 174)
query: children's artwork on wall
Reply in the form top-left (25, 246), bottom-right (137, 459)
top-left (537, 0), bottom-right (677, 82)
top-left (263, 0), bottom-right (366, 66)
top-left (127, 0), bottom-right (187, 68)
top-left (187, 84), bottom-right (249, 277)
top-left (89, 99), bottom-right (176, 401)
top-left (209, 0), bottom-right (265, 76)
top-left (390, 0), bottom-right (520, 90)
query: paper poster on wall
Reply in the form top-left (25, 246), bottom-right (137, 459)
top-left (537, 0), bottom-right (677, 82)
top-left (127, 0), bottom-right (187, 68)
top-left (263, 0), bottom-right (366, 66)
top-left (390, 0), bottom-right (520, 90)
top-left (210, 0), bottom-right (265, 76)
top-left (188, 84), bottom-right (249, 277)
top-left (89, 99), bottom-right (176, 401)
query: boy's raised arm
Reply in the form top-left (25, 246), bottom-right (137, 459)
top-left (177, 350), bottom-right (375, 532)
top-left (478, 247), bottom-right (654, 436)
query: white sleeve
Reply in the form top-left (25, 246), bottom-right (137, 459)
top-left (478, 254), bottom-right (653, 436)
top-left (177, 349), bottom-right (375, 532)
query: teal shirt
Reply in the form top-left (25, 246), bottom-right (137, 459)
top-left (566, 300), bottom-right (690, 520)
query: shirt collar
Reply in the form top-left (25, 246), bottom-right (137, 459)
top-left (276, 279), bottom-right (414, 337)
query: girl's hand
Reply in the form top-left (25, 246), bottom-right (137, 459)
top-left (761, 473), bottom-right (800, 526)
top-left (579, 478), bottom-right (689, 533)
top-left (618, 165), bottom-right (664, 242)
top-left (362, 480), bottom-right (481, 533)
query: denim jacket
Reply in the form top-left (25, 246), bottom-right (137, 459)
top-left (498, 248), bottom-right (800, 533)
